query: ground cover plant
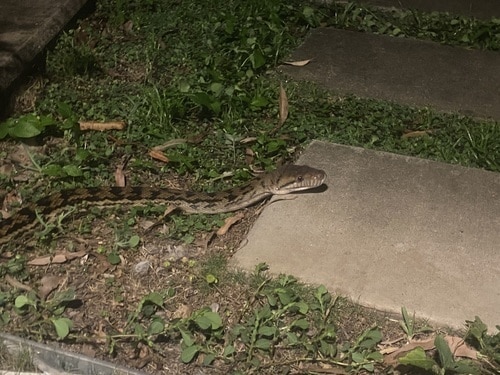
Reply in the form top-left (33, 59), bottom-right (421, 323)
top-left (0, 0), bottom-right (499, 373)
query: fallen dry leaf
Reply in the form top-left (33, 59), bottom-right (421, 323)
top-left (79, 121), bottom-right (125, 131)
top-left (283, 58), bottom-right (313, 66)
top-left (28, 255), bottom-right (52, 266)
top-left (303, 364), bottom-right (346, 374)
top-left (1, 251), bottom-right (14, 259)
top-left (39, 275), bottom-right (63, 300)
top-left (379, 346), bottom-right (400, 355)
top-left (0, 163), bottom-right (14, 178)
top-left (173, 304), bottom-right (192, 319)
top-left (278, 81), bottom-right (289, 126)
top-left (240, 136), bottom-right (258, 144)
top-left (115, 156), bottom-right (131, 187)
top-left (217, 213), bottom-right (245, 236)
top-left (1, 191), bottom-right (22, 217)
top-left (401, 130), bottom-right (433, 139)
top-left (380, 336), bottom-right (406, 346)
top-left (186, 132), bottom-right (208, 144)
top-left (65, 250), bottom-right (87, 260)
top-left (444, 335), bottom-right (478, 360)
top-left (384, 336), bottom-right (435, 366)
top-left (245, 147), bottom-right (255, 165)
top-left (51, 254), bottom-right (69, 264)
top-left (115, 166), bottom-right (126, 187)
top-left (122, 20), bottom-right (134, 35)
top-left (27, 251), bottom-right (87, 266)
top-left (152, 138), bottom-right (187, 151)
top-left (149, 149), bottom-right (169, 163)
top-left (194, 231), bottom-right (216, 251)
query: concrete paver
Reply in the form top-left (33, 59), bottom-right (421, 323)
top-left (233, 141), bottom-right (500, 331)
top-left (362, 0), bottom-right (500, 20)
top-left (281, 28), bottom-right (500, 120)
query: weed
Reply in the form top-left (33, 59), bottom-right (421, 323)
top-left (465, 317), bottom-right (500, 366)
top-left (399, 335), bottom-right (480, 374)
top-left (9, 289), bottom-right (77, 340)
top-left (400, 306), bottom-right (433, 341)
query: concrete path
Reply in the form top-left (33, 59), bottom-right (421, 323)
top-left (280, 28), bottom-right (500, 120)
top-left (233, 141), bottom-right (500, 331)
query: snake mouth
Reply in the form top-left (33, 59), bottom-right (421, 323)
top-left (273, 169), bottom-right (327, 195)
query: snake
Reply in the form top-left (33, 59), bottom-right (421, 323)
top-left (0, 164), bottom-right (326, 246)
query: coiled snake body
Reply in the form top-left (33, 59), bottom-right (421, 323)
top-left (0, 165), bottom-right (326, 246)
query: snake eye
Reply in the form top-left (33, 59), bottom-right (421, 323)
top-left (297, 175), bottom-right (303, 182)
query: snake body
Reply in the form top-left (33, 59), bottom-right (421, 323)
top-left (0, 165), bottom-right (326, 246)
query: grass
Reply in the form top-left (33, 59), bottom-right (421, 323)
top-left (0, 0), bottom-right (499, 374)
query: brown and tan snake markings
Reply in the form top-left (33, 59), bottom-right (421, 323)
top-left (0, 165), bottom-right (326, 247)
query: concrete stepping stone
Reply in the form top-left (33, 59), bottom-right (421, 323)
top-left (281, 28), bottom-right (500, 120)
top-left (362, 0), bottom-right (500, 20)
top-left (233, 141), bottom-right (500, 330)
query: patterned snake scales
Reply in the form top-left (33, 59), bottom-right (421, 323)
top-left (0, 165), bottom-right (326, 246)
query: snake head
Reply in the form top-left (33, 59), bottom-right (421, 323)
top-left (265, 164), bottom-right (327, 195)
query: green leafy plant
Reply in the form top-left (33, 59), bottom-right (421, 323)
top-left (399, 335), bottom-right (479, 374)
top-left (14, 289), bottom-right (77, 340)
top-left (0, 114), bottom-right (56, 139)
top-left (0, 102), bottom-right (78, 140)
top-left (109, 290), bottom-right (223, 363)
top-left (340, 325), bottom-right (383, 373)
top-left (465, 317), bottom-right (500, 365)
top-left (400, 306), bottom-right (433, 340)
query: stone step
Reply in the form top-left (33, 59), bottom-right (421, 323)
top-left (281, 27), bottom-right (500, 120)
top-left (233, 141), bottom-right (500, 331)
top-left (360, 0), bottom-right (500, 20)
